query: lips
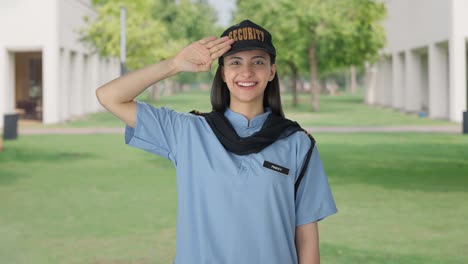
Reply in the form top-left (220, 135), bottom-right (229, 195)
top-left (236, 81), bottom-right (258, 88)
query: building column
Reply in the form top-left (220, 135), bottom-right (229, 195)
top-left (0, 49), bottom-right (15, 127)
top-left (383, 57), bottom-right (393, 107)
top-left (89, 53), bottom-right (101, 112)
top-left (392, 52), bottom-right (405, 110)
top-left (43, 45), bottom-right (60, 124)
top-left (375, 60), bottom-right (385, 105)
top-left (449, 0), bottom-right (468, 122)
top-left (74, 52), bottom-right (84, 116)
top-left (429, 43), bottom-right (449, 119)
top-left (364, 62), bottom-right (377, 105)
top-left (59, 48), bottom-right (70, 122)
top-left (404, 50), bottom-right (421, 113)
top-left (448, 37), bottom-right (467, 122)
top-left (82, 54), bottom-right (90, 114)
top-left (0, 48), bottom-right (5, 127)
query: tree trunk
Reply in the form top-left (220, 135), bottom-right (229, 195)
top-left (175, 82), bottom-right (182, 93)
top-left (350, 65), bottom-right (357, 94)
top-left (164, 80), bottom-right (174, 96)
top-left (309, 42), bottom-right (320, 111)
top-left (289, 63), bottom-right (299, 107)
top-left (345, 69), bottom-right (351, 93)
top-left (320, 78), bottom-right (326, 95)
top-left (150, 84), bottom-right (160, 101)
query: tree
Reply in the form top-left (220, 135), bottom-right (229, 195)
top-left (234, 0), bottom-right (309, 107)
top-left (154, 0), bottom-right (220, 43)
top-left (152, 0), bottom-right (222, 86)
top-left (81, 0), bottom-right (220, 72)
top-left (81, 0), bottom-right (178, 70)
top-left (295, 0), bottom-right (386, 110)
top-left (81, 0), bottom-right (221, 99)
top-left (234, 0), bottom-right (386, 111)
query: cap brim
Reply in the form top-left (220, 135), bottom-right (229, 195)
top-left (222, 47), bottom-right (275, 57)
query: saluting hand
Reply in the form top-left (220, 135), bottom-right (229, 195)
top-left (173, 36), bottom-right (235, 72)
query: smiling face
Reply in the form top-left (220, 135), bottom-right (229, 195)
top-left (221, 50), bottom-right (277, 112)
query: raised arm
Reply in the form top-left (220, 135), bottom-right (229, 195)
top-left (95, 36), bottom-right (234, 128)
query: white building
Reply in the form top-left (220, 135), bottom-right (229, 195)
top-left (366, 0), bottom-right (468, 122)
top-left (0, 0), bottom-right (119, 127)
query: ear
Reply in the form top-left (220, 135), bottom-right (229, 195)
top-left (269, 64), bottom-right (277, 81)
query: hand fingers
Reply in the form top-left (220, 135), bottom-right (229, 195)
top-left (205, 36), bottom-right (232, 49)
top-left (198, 36), bottom-right (217, 45)
top-left (197, 36), bottom-right (235, 63)
top-left (210, 44), bottom-right (233, 60)
top-left (209, 37), bottom-right (234, 56)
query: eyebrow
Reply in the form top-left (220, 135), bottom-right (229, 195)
top-left (226, 55), bottom-right (267, 61)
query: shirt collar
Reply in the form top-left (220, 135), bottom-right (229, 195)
top-left (224, 107), bottom-right (271, 132)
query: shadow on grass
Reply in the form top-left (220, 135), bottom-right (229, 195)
top-left (0, 168), bottom-right (27, 185)
top-left (323, 141), bottom-right (468, 193)
top-left (0, 147), bottom-right (95, 163)
top-left (321, 243), bottom-right (462, 264)
top-left (0, 145), bottom-right (96, 185)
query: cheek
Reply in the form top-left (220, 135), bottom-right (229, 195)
top-left (223, 72), bottom-right (235, 84)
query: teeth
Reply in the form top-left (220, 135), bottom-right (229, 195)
top-left (237, 82), bottom-right (256, 87)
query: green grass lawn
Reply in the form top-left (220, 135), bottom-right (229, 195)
top-left (24, 89), bottom-right (458, 128)
top-left (1, 133), bottom-right (467, 263)
top-left (4, 88), bottom-right (466, 263)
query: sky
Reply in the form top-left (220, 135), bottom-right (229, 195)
top-left (207, 0), bottom-right (236, 26)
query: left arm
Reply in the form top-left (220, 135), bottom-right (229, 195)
top-left (295, 222), bottom-right (320, 264)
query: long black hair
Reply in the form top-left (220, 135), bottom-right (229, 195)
top-left (210, 56), bottom-right (285, 117)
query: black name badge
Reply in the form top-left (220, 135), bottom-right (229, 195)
top-left (263, 161), bottom-right (289, 176)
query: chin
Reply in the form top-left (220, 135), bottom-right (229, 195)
top-left (231, 95), bottom-right (264, 105)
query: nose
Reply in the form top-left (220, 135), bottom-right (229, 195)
top-left (239, 63), bottom-right (254, 77)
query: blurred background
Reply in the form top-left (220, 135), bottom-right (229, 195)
top-left (0, 0), bottom-right (467, 263)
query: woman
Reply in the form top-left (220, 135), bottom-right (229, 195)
top-left (96, 20), bottom-right (337, 264)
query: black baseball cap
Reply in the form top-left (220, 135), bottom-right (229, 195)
top-left (219, 20), bottom-right (276, 63)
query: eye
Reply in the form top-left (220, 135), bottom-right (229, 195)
top-left (229, 60), bottom-right (241, 65)
top-left (253, 60), bottom-right (265, 65)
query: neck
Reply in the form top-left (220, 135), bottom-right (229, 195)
top-left (229, 101), bottom-right (264, 121)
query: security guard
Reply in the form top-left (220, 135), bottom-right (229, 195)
top-left (97, 20), bottom-right (337, 264)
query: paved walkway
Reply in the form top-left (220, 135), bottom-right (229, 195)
top-left (18, 125), bottom-right (462, 135)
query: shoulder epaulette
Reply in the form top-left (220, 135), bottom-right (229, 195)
top-left (301, 128), bottom-right (316, 142)
top-left (189, 110), bottom-right (205, 116)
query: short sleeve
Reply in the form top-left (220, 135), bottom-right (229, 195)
top-left (124, 101), bottom-right (185, 164)
top-left (295, 144), bottom-right (337, 226)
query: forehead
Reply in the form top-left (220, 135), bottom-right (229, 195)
top-left (224, 50), bottom-right (270, 60)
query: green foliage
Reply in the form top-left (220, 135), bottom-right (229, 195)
top-left (81, 0), bottom-right (220, 73)
top-left (315, 0), bottom-right (387, 72)
top-left (234, 0), bottom-right (308, 77)
top-left (234, 0), bottom-right (386, 75)
top-left (81, 0), bottom-right (178, 70)
top-left (151, 0), bottom-right (222, 83)
top-left (153, 0), bottom-right (221, 42)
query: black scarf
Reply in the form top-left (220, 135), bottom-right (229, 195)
top-left (190, 110), bottom-right (316, 200)
top-left (196, 110), bottom-right (302, 155)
